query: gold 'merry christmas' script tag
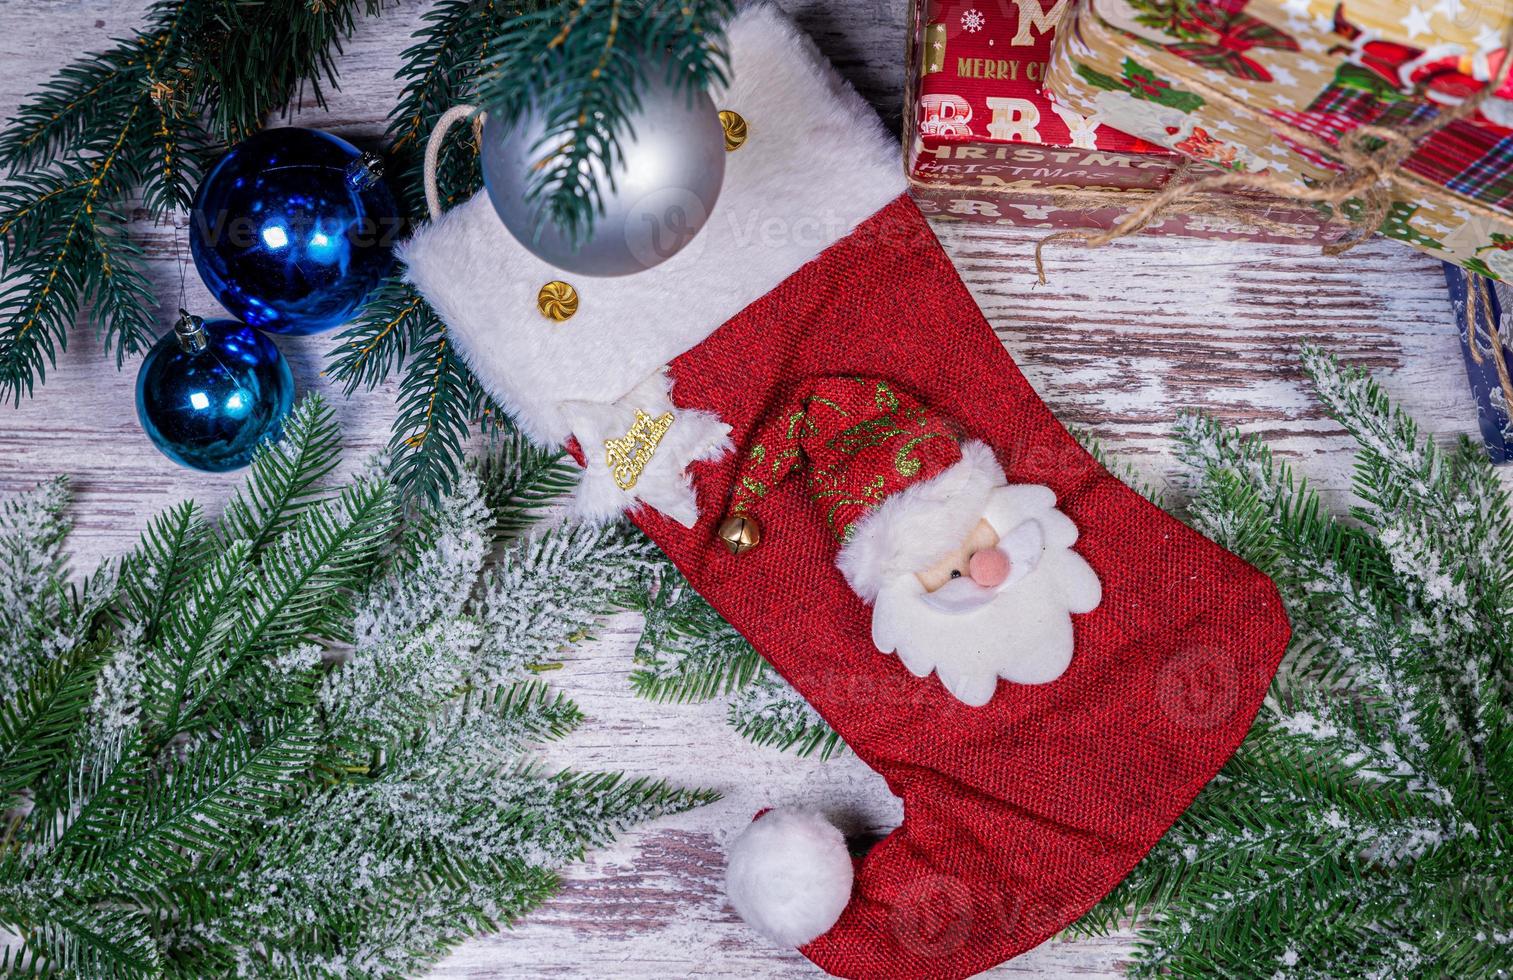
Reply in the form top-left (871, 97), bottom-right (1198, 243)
top-left (605, 410), bottom-right (675, 491)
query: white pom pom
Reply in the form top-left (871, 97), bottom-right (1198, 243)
top-left (725, 808), bottom-right (854, 947)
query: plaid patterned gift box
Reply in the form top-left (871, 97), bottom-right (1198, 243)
top-left (1044, 0), bottom-right (1513, 276)
top-left (1438, 131), bottom-right (1513, 210)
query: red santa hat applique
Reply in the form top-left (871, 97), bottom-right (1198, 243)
top-left (724, 375), bottom-right (1009, 603)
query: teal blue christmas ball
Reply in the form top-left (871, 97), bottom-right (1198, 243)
top-left (135, 313), bottom-right (295, 472)
top-left (189, 127), bottom-right (399, 335)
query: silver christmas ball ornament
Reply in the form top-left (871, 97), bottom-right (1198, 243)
top-left (480, 72), bottom-right (726, 277)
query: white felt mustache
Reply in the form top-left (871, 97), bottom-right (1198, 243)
top-left (921, 574), bottom-right (1002, 613)
top-left (920, 520), bottom-right (1045, 615)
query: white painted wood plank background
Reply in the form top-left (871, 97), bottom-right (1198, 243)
top-left (0, 1), bottom-right (1499, 977)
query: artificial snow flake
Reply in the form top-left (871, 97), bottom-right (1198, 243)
top-left (87, 636), bottom-right (144, 739)
top-left (960, 8), bottom-right (985, 32)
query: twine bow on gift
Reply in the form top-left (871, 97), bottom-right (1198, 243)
top-left (1034, 22), bottom-right (1513, 283)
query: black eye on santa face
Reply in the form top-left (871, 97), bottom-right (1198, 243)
top-left (950, 569), bottom-right (962, 579)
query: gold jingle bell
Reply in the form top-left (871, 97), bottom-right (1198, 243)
top-left (718, 109), bottom-right (748, 152)
top-left (717, 512), bottom-right (762, 555)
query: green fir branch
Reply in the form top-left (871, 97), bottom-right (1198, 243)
top-left (327, 0), bottom-right (512, 502)
top-left (325, 279), bottom-right (436, 396)
top-left (217, 396), bottom-right (344, 556)
top-left (479, 678), bottom-right (586, 744)
top-left (629, 564), bottom-right (764, 703)
top-left (625, 555), bottom-right (846, 759)
top-left (0, 43), bottom-right (150, 173)
top-left (183, 478), bottom-right (399, 721)
top-left (388, 328), bottom-right (480, 505)
top-left (0, 394), bottom-right (712, 974)
top-left (138, 540), bottom-right (253, 735)
top-left (75, 713), bottom-right (321, 888)
top-left (473, 520), bottom-right (661, 683)
top-left (0, 640), bottom-right (111, 802)
top-left (1078, 350), bottom-right (1513, 978)
top-left (386, 0), bottom-right (514, 218)
top-left (474, 427), bottom-right (579, 539)
top-left (114, 500), bottom-right (211, 646)
top-left (544, 770), bottom-right (720, 853)
top-left (481, 0), bottom-right (734, 244)
top-left (5, 894), bottom-right (162, 980)
top-left (729, 666), bottom-right (846, 760)
top-left (195, 0), bottom-right (381, 145)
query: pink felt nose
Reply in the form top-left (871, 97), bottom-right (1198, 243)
top-left (968, 548), bottom-right (1010, 588)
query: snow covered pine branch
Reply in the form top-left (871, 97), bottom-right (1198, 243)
top-left (1073, 348), bottom-right (1513, 978)
top-left (0, 396), bottom-right (712, 977)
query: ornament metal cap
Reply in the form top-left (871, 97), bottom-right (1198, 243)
top-left (345, 151), bottom-right (386, 191)
top-left (718, 512), bottom-right (762, 555)
top-left (173, 309), bottom-right (208, 354)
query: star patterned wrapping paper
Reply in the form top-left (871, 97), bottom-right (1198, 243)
top-left (1045, 0), bottom-right (1513, 276)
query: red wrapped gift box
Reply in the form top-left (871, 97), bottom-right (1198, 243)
top-left (904, 0), bottom-right (1342, 243)
top-left (907, 0), bottom-right (1186, 192)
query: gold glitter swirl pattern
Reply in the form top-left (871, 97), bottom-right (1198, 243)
top-left (719, 109), bottom-right (748, 152)
top-left (536, 280), bottom-right (579, 321)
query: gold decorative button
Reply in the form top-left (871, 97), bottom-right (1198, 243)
top-left (537, 280), bottom-right (578, 321)
top-left (719, 109), bottom-right (748, 152)
top-left (717, 512), bottom-right (762, 555)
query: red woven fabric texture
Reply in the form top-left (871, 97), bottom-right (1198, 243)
top-left (633, 194), bottom-right (1290, 979)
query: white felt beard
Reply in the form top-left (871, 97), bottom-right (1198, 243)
top-left (869, 485), bottom-right (1103, 707)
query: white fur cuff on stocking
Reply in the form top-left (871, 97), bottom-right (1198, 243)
top-left (396, 4), bottom-right (903, 527)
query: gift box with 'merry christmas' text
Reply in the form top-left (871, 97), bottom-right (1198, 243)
top-left (905, 0), bottom-right (1344, 242)
top-left (1045, 0), bottom-right (1513, 277)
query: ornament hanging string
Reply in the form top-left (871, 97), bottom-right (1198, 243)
top-left (170, 211), bottom-right (210, 354)
top-left (1034, 20), bottom-right (1513, 283)
top-left (174, 211), bottom-right (189, 311)
top-left (423, 105), bottom-right (485, 221)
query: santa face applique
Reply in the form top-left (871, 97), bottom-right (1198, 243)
top-left (724, 376), bottom-right (1102, 706)
top-left (870, 478), bottom-right (1101, 705)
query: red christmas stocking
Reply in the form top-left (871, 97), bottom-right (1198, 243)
top-left (400, 7), bottom-right (1289, 978)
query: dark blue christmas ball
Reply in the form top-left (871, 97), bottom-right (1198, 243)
top-left (189, 127), bottom-right (399, 335)
top-left (135, 313), bottom-right (295, 472)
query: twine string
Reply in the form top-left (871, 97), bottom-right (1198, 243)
top-left (1035, 21), bottom-right (1513, 283)
top-left (1466, 273), bottom-right (1513, 417)
top-left (423, 104), bottom-right (483, 221)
